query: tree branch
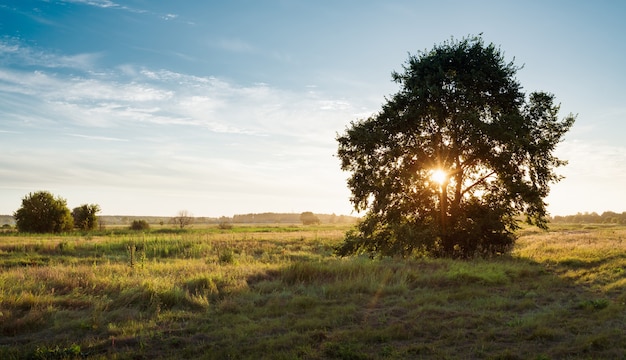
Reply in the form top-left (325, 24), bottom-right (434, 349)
top-left (461, 171), bottom-right (496, 196)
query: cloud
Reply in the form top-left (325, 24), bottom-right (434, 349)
top-left (556, 140), bottom-right (626, 180)
top-left (58, 0), bottom-right (184, 21)
top-left (0, 39), bottom-right (368, 216)
top-left (60, 0), bottom-right (145, 13)
top-left (215, 38), bottom-right (256, 53)
top-left (0, 39), bottom-right (101, 70)
top-left (63, 0), bottom-right (120, 8)
top-left (162, 14), bottom-right (178, 20)
top-left (3, 55), bottom-right (363, 138)
top-left (66, 133), bottom-right (128, 142)
top-left (1, 43), bottom-right (363, 134)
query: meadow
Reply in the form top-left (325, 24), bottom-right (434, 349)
top-left (0, 223), bottom-right (625, 359)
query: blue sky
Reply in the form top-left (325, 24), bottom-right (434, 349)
top-left (1, 0), bottom-right (625, 217)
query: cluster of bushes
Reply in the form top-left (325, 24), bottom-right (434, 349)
top-left (12, 191), bottom-right (101, 233)
top-left (9, 191), bottom-right (187, 234)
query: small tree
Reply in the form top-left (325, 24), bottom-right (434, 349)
top-left (14, 191), bottom-right (74, 233)
top-left (172, 210), bottom-right (194, 229)
top-left (72, 204), bottom-right (101, 231)
top-left (300, 212), bottom-right (321, 225)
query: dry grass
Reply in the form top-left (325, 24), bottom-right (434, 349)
top-left (0, 223), bottom-right (625, 359)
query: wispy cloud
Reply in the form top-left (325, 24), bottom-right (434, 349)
top-left (60, 0), bottom-right (145, 13)
top-left (0, 39), bottom-right (101, 70)
top-left (556, 140), bottom-right (626, 180)
top-left (67, 133), bottom-right (128, 142)
top-left (0, 39), bottom-right (365, 215)
top-left (215, 38), bottom-right (256, 53)
top-left (58, 0), bottom-right (183, 22)
top-left (1, 44), bottom-right (365, 138)
top-left (63, 0), bottom-right (120, 8)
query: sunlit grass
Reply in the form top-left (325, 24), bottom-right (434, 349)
top-left (0, 223), bottom-right (625, 359)
top-left (514, 225), bottom-right (626, 293)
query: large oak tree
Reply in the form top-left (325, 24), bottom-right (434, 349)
top-left (336, 36), bottom-right (575, 258)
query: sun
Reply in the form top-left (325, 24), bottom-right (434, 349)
top-left (431, 169), bottom-right (448, 185)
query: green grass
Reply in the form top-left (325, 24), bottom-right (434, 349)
top-left (0, 223), bottom-right (625, 359)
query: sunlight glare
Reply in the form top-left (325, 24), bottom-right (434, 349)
top-left (431, 169), bottom-right (448, 185)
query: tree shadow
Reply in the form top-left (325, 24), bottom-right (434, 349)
top-left (1, 228), bottom-right (625, 359)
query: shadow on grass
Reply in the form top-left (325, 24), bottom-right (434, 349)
top-left (1, 228), bottom-right (625, 359)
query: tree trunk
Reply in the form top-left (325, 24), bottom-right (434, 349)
top-left (439, 180), bottom-right (453, 255)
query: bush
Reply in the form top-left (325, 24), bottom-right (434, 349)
top-left (130, 220), bottom-right (150, 231)
top-left (72, 204), bottom-right (101, 231)
top-left (13, 191), bottom-right (74, 233)
top-left (218, 221), bottom-right (233, 230)
top-left (300, 212), bottom-right (321, 225)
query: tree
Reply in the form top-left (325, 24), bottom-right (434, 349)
top-left (72, 204), bottom-right (101, 231)
top-left (336, 36), bottom-right (575, 259)
top-left (13, 191), bottom-right (74, 233)
top-left (300, 212), bottom-right (320, 225)
top-left (172, 210), bottom-right (194, 229)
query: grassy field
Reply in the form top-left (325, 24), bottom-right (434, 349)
top-left (0, 223), bottom-right (625, 359)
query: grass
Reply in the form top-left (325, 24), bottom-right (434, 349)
top-left (0, 223), bottom-right (625, 359)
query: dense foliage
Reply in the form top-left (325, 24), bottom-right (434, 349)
top-left (72, 204), bottom-right (101, 231)
top-left (130, 219), bottom-right (150, 231)
top-left (337, 36), bottom-right (575, 258)
top-left (13, 191), bottom-right (74, 233)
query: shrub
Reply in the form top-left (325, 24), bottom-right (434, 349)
top-left (129, 220), bottom-right (150, 231)
top-left (218, 220), bottom-right (233, 230)
top-left (300, 212), bottom-right (321, 225)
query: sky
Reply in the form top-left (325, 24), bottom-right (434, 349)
top-left (0, 0), bottom-right (625, 217)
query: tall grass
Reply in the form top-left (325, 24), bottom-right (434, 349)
top-left (0, 223), bottom-right (625, 359)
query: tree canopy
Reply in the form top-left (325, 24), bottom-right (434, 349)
top-left (336, 36), bottom-right (575, 258)
top-left (14, 191), bottom-right (74, 233)
top-left (72, 204), bottom-right (101, 231)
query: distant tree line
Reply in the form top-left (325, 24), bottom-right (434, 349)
top-left (232, 212), bottom-right (357, 224)
top-left (3, 191), bottom-right (624, 234)
top-left (3, 192), bottom-right (360, 233)
top-left (551, 211), bottom-right (626, 224)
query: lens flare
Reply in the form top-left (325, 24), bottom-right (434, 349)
top-left (431, 169), bottom-right (448, 185)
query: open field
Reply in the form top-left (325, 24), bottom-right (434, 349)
top-left (0, 223), bottom-right (625, 359)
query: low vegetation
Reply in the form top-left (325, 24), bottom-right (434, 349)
top-left (0, 223), bottom-right (624, 359)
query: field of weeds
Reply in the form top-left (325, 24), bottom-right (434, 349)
top-left (0, 223), bottom-right (625, 359)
